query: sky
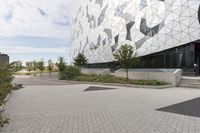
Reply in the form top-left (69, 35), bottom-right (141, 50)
top-left (0, 0), bottom-right (73, 64)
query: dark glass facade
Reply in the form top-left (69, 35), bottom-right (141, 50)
top-left (137, 42), bottom-right (199, 75)
top-left (86, 61), bottom-right (120, 73)
top-left (195, 43), bottom-right (200, 75)
top-left (138, 44), bottom-right (195, 69)
top-left (86, 41), bottom-right (200, 76)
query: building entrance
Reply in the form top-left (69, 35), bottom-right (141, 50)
top-left (195, 44), bottom-right (200, 75)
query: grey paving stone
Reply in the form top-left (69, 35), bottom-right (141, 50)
top-left (2, 77), bottom-right (200, 133)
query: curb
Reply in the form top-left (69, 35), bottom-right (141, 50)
top-left (33, 77), bottom-right (173, 89)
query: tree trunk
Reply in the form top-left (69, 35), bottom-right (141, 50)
top-left (126, 68), bottom-right (129, 80)
top-left (50, 71), bottom-right (52, 78)
top-left (33, 71), bottom-right (36, 77)
top-left (40, 71), bottom-right (42, 77)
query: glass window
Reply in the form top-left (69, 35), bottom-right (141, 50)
top-left (165, 54), bottom-right (171, 68)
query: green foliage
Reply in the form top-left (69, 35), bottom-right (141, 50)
top-left (75, 74), bottom-right (167, 86)
top-left (73, 53), bottom-right (88, 67)
top-left (59, 66), bottom-right (81, 80)
top-left (32, 61), bottom-right (37, 71)
top-left (15, 61), bottom-right (23, 72)
top-left (0, 65), bottom-right (13, 88)
top-left (10, 61), bottom-right (23, 72)
top-left (32, 61), bottom-right (38, 77)
top-left (75, 74), bottom-right (115, 83)
top-left (26, 62), bottom-right (33, 72)
top-left (0, 86), bottom-right (12, 102)
top-left (15, 70), bottom-right (59, 76)
top-left (0, 116), bottom-right (9, 127)
top-left (56, 57), bottom-right (67, 72)
top-left (37, 59), bottom-right (45, 77)
top-left (47, 60), bottom-right (54, 77)
top-left (0, 64), bottom-right (23, 127)
top-left (113, 44), bottom-right (139, 79)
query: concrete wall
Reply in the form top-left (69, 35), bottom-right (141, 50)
top-left (114, 69), bottom-right (183, 86)
top-left (35, 68), bottom-right (183, 86)
top-left (81, 68), bottom-right (110, 75)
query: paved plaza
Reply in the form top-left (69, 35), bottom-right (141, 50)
top-left (1, 76), bottom-right (200, 133)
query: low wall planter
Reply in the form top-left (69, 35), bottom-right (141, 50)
top-left (114, 69), bottom-right (182, 87)
top-left (81, 68), bottom-right (110, 75)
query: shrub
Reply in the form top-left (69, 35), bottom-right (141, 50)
top-left (0, 65), bottom-right (13, 127)
top-left (0, 64), bottom-right (23, 127)
top-left (75, 74), bottom-right (116, 83)
top-left (0, 87), bottom-right (12, 101)
top-left (74, 74), bottom-right (167, 86)
top-left (59, 66), bottom-right (81, 80)
top-left (0, 116), bottom-right (9, 127)
top-left (0, 65), bottom-right (13, 88)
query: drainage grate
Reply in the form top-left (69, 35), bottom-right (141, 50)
top-left (84, 86), bottom-right (117, 91)
top-left (156, 97), bottom-right (200, 118)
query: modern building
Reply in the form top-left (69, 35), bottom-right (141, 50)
top-left (0, 53), bottom-right (9, 65)
top-left (70, 0), bottom-right (200, 76)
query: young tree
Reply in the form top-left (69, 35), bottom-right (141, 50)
top-left (47, 60), bottom-right (54, 78)
top-left (26, 62), bottom-right (32, 72)
top-left (56, 57), bottom-right (66, 72)
top-left (73, 53), bottom-right (88, 67)
top-left (37, 60), bottom-right (45, 77)
top-left (113, 44), bottom-right (139, 80)
top-left (16, 61), bottom-right (22, 72)
top-left (32, 61), bottom-right (37, 77)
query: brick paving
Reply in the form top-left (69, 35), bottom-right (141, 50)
top-left (2, 77), bottom-right (200, 133)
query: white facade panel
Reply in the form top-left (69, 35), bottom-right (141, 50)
top-left (70, 0), bottom-right (200, 64)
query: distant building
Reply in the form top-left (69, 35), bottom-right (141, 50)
top-left (0, 53), bottom-right (9, 65)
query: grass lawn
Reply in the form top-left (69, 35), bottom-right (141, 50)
top-left (15, 70), bottom-right (58, 76)
top-left (74, 74), bottom-right (168, 86)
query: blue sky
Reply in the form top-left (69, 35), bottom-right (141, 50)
top-left (0, 0), bottom-right (73, 64)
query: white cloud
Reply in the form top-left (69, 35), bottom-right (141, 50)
top-left (0, 0), bottom-right (72, 39)
top-left (0, 46), bottom-right (69, 54)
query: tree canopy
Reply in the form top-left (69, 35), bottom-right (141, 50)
top-left (113, 44), bottom-right (139, 79)
top-left (56, 57), bottom-right (67, 72)
top-left (73, 53), bottom-right (88, 67)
